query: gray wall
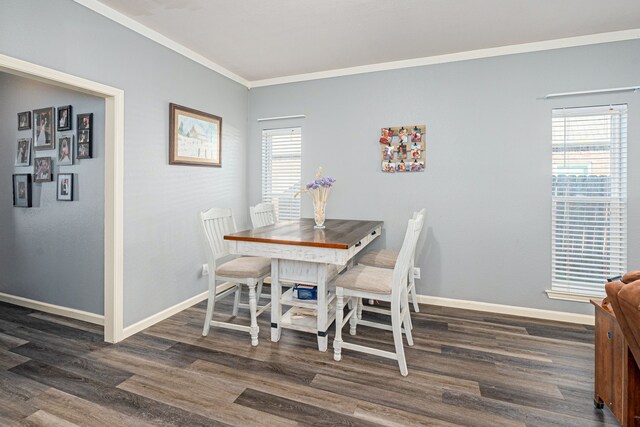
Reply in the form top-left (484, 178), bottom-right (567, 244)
top-left (248, 40), bottom-right (640, 315)
top-left (0, 73), bottom-right (104, 314)
top-left (0, 0), bottom-right (249, 326)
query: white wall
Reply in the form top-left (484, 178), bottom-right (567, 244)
top-left (248, 40), bottom-right (640, 315)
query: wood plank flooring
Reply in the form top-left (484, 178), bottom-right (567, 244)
top-left (0, 295), bottom-right (618, 426)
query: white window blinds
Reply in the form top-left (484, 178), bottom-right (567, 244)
top-left (261, 127), bottom-right (302, 220)
top-left (551, 105), bottom-right (627, 296)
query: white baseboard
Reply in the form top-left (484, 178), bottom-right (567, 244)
top-left (417, 295), bottom-right (594, 325)
top-left (0, 292), bottom-right (104, 325)
top-left (122, 291), bottom-right (209, 339)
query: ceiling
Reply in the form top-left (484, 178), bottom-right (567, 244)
top-left (95, 0), bottom-right (640, 83)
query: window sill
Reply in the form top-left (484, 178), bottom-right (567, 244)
top-left (545, 289), bottom-right (604, 303)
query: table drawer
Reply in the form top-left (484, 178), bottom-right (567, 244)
top-left (347, 225), bottom-right (381, 260)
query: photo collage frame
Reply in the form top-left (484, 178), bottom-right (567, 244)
top-left (12, 105), bottom-right (94, 206)
top-left (379, 125), bottom-right (425, 173)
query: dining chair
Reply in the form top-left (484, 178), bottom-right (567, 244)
top-left (358, 208), bottom-right (426, 314)
top-left (201, 207), bottom-right (271, 346)
top-left (250, 202), bottom-right (277, 228)
top-left (333, 214), bottom-right (424, 376)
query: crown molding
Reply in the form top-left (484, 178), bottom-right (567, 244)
top-left (71, 1), bottom-right (640, 90)
top-left (72, 0), bottom-right (250, 88)
top-left (250, 28), bottom-right (640, 88)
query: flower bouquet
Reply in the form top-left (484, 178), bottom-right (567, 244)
top-left (297, 167), bottom-right (336, 229)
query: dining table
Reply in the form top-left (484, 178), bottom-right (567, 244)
top-left (224, 218), bottom-right (382, 351)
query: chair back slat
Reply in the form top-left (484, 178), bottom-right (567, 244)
top-left (412, 208), bottom-right (427, 261)
top-left (250, 202), bottom-right (277, 228)
top-left (393, 214), bottom-right (424, 292)
top-left (201, 208), bottom-right (237, 262)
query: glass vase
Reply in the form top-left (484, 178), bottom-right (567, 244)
top-left (313, 199), bottom-right (326, 229)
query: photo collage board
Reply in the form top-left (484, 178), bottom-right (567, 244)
top-left (13, 105), bottom-right (94, 207)
top-left (379, 125), bottom-right (425, 173)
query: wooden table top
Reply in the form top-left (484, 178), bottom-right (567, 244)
top-left (224, 219), bottom-right (383, 249)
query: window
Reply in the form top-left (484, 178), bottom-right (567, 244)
top-left (261, 127), bottom-right (302, 220)
top-left (551, 105), bottom-right (627, 297)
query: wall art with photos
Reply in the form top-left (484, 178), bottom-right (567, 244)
top-left (16, 138), bottom-right (32, 166)
top-left (33, 107), bottom-right (55, 150)
top-left (77, 112), bottom-right (93, 159)
top-left (57, 105), bottom-right (72, 131)
top-left (169, 103), bottom-right (222, 167)
top-left (18, 111), bottom-right (31, 130)
top-left (379, 125), bottom-right (426, 173)
top-left (57, 173), bottom-right (74, 201)
top-left (34, 157), bottom-right (53, 183)
top-left (58, 135), bottom-right (74, 166)
top-left (13, 174), bottom-right (32, 208)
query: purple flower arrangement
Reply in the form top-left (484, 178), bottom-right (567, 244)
top-left (297, 167), bottom-right (335, 228)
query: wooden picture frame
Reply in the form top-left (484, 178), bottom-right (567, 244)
top-left (33, 107), bottom-right (55, 150)
top-left (34, 157), bottom-right (53, 183)
top-left (57, 105), bottom-right (72, 131)
top-left (169, 103), bottom-right (221, 167)
top-left (16, 138), bottom-right (32, 166)
top-left (13, 174), bottom-right (32, 207)
top-left (18, 111), bottom-right (31, 130)
top-left (58, 135), bottom-right (74, 165)
top-left (57, 173), bottom-right (74, 201)
top-left (77, 113), bottom-right (93, 159)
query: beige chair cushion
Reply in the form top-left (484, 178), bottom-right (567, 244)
top-left (216, 257), bottom-right (271, 279)
top-left (358, 249), bottom-right (398, 269)
top-left (335, 265), bottom-right (393, 295)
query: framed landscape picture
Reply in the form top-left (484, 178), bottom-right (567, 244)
top-left (34, 157), bottom-right (53, 183)
top-left (13, 174), bottom-right (32, 208)
top-left (169, 103), bottom-right (221, 167)
top-left (33, 107), bottom-right (55, 150)
top-left (18, 111), bottom-right (31, 130)
top-left (16, 138), bottom-right (32, 166)
top-left (57, 173), bottom-right (74, 201)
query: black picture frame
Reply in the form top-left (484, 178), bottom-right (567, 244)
top-left (15, 138), bottom-right (32, 166)
top-left (33, 107), bottom-right (55, 150)
top-left (57, 105), bottom-right (72, 131)
top-left (18, 111), bottom-right (31, 130)
top-left (12, 174), bottom-right (32, 208)
top-left (57, 173), bottom-right (74, 201)
top-left (58, 135), bottom-right (74, 166)
top-left (34, 157), bottom-right (53, 183)
top-left (77, 113), bottom-right (93, 159)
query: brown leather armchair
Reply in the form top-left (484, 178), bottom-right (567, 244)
top-left (605, 270), bottom-right (640, 365)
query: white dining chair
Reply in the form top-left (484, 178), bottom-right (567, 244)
top-left (333, 214), bottom-right (424, 376)
top-left (201, 207), bottom-right (271, 346)
top-left (250, 202), bottom-right (277, 228)
top-left (358, 208), bottom-right (426, 314)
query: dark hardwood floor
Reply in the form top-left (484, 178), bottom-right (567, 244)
top-left (0, 294), bottom-right (618, 426)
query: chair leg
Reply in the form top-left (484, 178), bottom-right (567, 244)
top-left (350, 297), bottom-right (359, 336)
top-left (402, 290), bottom-right (414, 346)
top-left (408, 269), bottom-right (420, 313)
top-left (357, 297), bottom-right (363, 320)
top-left (392, 298), bottom-right (409, 376)
top-left (247, 279), bottom-right (259, 346)
top-left (232, 285), bottom-right (241, 316)
top-left (333, 289), bottom-right (344, 361)
top-left (410, 287), bottom-right (420, 313)
top-left (256, 279), bottom-right (263, 305)
top-left (202, 276), bottom-right (217, 336)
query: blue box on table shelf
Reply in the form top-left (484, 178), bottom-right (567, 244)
top-left (293, 284), bottom-right (317, 300)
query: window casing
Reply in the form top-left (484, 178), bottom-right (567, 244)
top-left (551, 105), bottom-right (627, 297)
top-left (261, 127), bottom-right (302, 220)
